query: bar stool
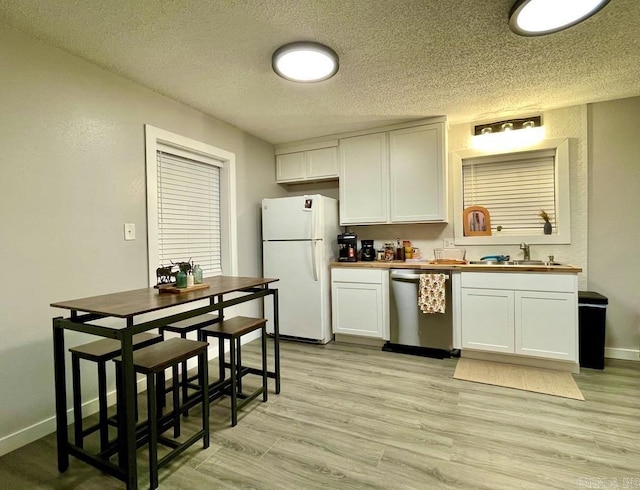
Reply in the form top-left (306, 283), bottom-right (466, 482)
top-left (114, 338), bottom-right (209, 490)
top-left (200, 316), bottom-right (267, 427)
top-left (68, 332), bottom-right (162, 451)
top-left (160, 313), bottom-right (219, 413)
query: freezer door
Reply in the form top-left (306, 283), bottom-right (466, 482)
top-left (262, 195), bottom-right (321, 240)
top-left (263, 240), bottom-right (327, 341)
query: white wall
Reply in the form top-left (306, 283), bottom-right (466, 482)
top-left (0, 25), bottom-right (284, 455)
top-left (588, 97), bottom-right (640, 359)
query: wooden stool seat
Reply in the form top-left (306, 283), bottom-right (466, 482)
top-left (129, 337), bottom-right (209, 373)
top-left (200, 316), bottom-right (268, 426)
top-left (114, 338), bottom-right (209, 490)
top-left (201, 315), bottom-right (267, 338)
top-left (161, 313), bottom-right (219, 414)
top-left (68, 332), bottom-right (162, 451)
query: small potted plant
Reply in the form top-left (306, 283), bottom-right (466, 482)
top-left (539, 210), bottom-right (552, 235)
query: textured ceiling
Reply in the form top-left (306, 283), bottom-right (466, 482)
top-left (1, 0), bottom-right (639, 144)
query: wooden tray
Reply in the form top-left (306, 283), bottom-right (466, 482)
top-left (156, 283), bottom-right (210, 294)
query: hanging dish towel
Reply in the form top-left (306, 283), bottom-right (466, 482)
top-left (418, 273), bottom-right (447, 314)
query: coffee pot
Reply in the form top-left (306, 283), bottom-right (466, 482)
top-left (360, 240), bottom-right (375, 261)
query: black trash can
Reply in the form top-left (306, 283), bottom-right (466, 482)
top-left (578, 291), bottom-right (608, 369)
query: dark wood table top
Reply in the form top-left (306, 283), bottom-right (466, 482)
top-left (51, 276), bottom-right (278, 318)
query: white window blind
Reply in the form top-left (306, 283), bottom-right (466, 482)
top-left (156, 149), bottom-right (222, 276)
top-left (463, 149), bottom-right (556, 235)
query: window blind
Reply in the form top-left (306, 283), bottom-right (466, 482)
top-left (463, 150), bottom-right (556, 235)
top-left (156, 150), bottom-right (222, 276)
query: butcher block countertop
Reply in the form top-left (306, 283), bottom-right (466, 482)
top-left (331, 261), bottom-right (582, 273)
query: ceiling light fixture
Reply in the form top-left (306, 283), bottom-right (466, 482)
top-left (272, 41), bottom-right (339, 83)
top-left (509, 0), bottom-right (610, 36)
top-left (472, 116), bottom-right (544, 151)
top-left (474, 116), bottom-right (542, 136)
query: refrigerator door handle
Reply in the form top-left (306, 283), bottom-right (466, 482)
top-left (311, 198), bottom-right (319, 240)
top-left (311, 241), bottom-right (319, 281)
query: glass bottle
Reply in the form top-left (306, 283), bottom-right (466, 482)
top-left (176, 270), bottom-right (187, 288)
top-left (193, 264), bottom-right (203, 284)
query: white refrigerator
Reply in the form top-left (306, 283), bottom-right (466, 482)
top-left (262, 195), bottom-right (340, 343)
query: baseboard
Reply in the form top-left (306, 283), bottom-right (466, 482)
top-left (605, 347), bottom-right (640, 361)
top-left (461, 350), bottom-right (580, 373)
top-left (0, 340), bottom-right (236, 458)
top-left (0, 375), bottom-right (149, 458)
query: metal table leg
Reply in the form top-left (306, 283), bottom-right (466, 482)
top-left (53, 317), bottom-right (69, 472)
top-left (118, 320), bottom-right (138, 490)
top-left (272, 289), bottom-right (281, 394)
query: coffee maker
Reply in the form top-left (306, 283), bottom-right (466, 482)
top-left (360, 240), bottom-right (375, 261)
top-left (337, 232), bottom-right (357, 262)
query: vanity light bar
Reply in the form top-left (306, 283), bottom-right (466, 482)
top-left (474, 116), bottom-right (542, 136)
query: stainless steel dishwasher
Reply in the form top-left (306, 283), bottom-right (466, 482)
top-left (383, 269), bottom-right (454, 359)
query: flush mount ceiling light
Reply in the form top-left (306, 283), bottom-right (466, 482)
top-left (272, 42), bottom-right (339, 82)
top-left (509, 0), bottom-right (610, 36)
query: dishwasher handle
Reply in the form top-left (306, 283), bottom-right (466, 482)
top-left (391, 271), bottom-right (422, 281)
top-left (390, 270), bottom-right (450, 281)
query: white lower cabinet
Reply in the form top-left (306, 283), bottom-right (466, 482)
top-left (460, 272), bottom-right (578, 362)
top-left (461, 288), bottom-right (514, 353)
top-left (515, 290), bottom-right (576, 360)
top-left (331, 268), bottom-right (389, 339)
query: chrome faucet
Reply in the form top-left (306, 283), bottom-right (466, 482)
top-left (520, 242), bottom-right (530, 261)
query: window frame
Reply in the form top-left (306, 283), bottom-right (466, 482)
top-left (144, 124), bottom-right (238, 286)
top-left (452, 137), bottom-right (570, 245)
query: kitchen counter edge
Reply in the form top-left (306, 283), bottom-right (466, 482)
top-left (330, 261), bottom-right (582, 273)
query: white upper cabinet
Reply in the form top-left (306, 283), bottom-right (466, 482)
top-left (306, 147), bottom-right (338, 180)
top-left (276, 146), bottom-right (338, 183)
top-left (389, 124), bottom-right (446, 222)
top-left (338, 120), bottom-right (447, 225)
top-left (276, 152), bottom-right (306, 182)
top-left (338, 132), bottom-right (389, 224)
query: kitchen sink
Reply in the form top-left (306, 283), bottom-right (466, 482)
top-left (469, 260), bottom-right (563, 266)
top-left (507, 260), bottom-right (564, 266)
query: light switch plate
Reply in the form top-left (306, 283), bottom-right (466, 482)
top-left (444, 238), bottom-right (455, 248)
top-left (124, 223), bottom-right (136, 241)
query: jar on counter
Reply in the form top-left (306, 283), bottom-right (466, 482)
top-left (384, 242), bottom-right (395, 261)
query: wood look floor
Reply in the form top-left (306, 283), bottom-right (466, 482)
top-left (1, 340), bottom-right (639, 489)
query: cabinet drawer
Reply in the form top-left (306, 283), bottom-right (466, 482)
top-left (332, 268), bottom-right (386, 284)
top-left (461, 272), bottom-right (576, 292)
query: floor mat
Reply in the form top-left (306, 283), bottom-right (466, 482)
top-left (454, 358), bottom-right (584, 400)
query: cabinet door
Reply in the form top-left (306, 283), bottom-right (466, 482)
top-left (389, 123), bottom-right (446, 222)
top-left (306, 147), bottom-right (338, 179)
top-left (332, 281), bottom-right (386, 338)
top-left (515, 291), bottom-right (577, 361)
top-left (276, 152), bottom-right (306, 182)
top-left (461, 288), bottom-right (514, 353)
top-left (339, 132), bottom-right (388, 224)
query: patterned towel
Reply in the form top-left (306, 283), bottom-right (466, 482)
top-left (418, 273), bottom-right (446, 314)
